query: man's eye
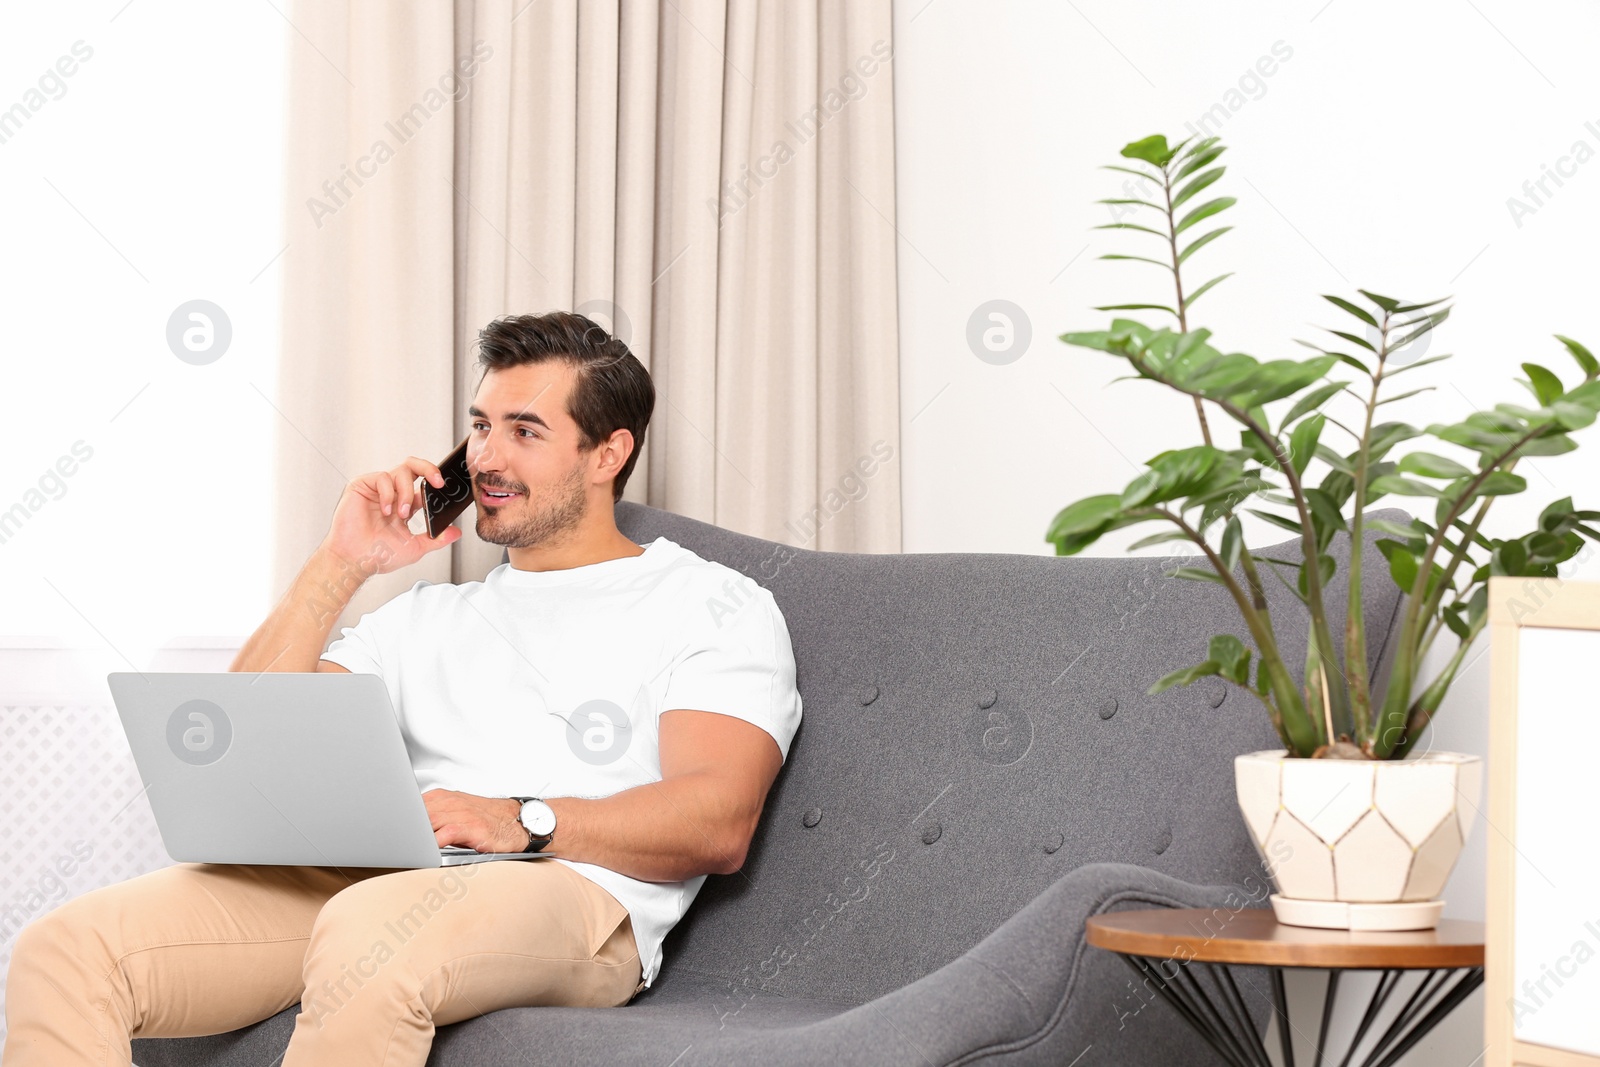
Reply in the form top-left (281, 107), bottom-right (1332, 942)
top-left (471, 421), bottom-right (538, 439)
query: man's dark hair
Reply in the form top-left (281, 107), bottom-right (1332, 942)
top-left (474, 311), bottom-right (655, 502)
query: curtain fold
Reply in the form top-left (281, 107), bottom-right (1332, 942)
top-left (273, 0), bottom-right (900, 632)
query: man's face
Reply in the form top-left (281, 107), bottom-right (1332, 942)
top-left (466, 363), bottom-right (592, 549)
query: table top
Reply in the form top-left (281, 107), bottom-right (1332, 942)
top-left (1085, 908), bottom-right (1485, 969)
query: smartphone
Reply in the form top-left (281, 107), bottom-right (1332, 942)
top-left (423, 435), bottom-right (474, 538)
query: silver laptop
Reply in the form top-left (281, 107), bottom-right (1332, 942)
top-left (106, 671), bottom-right (551, 869)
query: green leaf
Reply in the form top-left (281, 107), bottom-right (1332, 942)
top-left (1207, 634), bottom-right (1251, 685)
top-left (1378, 537), bottom-right (1419, 591)
top-left (1092, 222), bottom-right (1169, 238)
top-left (1389, 308), bottom-right (1451, 353)
top-left (1174, 144), bottom-right (1225, 181)
top-left (1095, 197), bottom-right (1164, 211)
top-left (1513, 433), bottom-right (1578, 458)
top-left (1385, 353), bottom-right (1454, 377)
top-left (1357, 290), bottom-right (1400, 313)
top-left (1177, 227), bottom-right (1232, 264)
top-left (1246, 508), bottom-right (1303, 535)
top-left (1366, 517), bottom-right (1427, 542)
top-left (1099, 254), bottom-right (1175, 271)
top-left (1220, 515), bottom-right (1243, 573)
top-left (1467, 584), bottom-right (1489, 628)
top-left (1166, 565), bottom-right (1225, 584)
top-left (1171, 167), bottom-right (1225, 209)
top-left (1330, 352), bottom-right (1373, 374)
top-left (1393, 297), bottom-right (1451, 314)
top-left (1175, 197), bottom-right (1236, 235)
top-left (1472, 471), bottom-right (1528, 497)
top-left (1102, 164), bottom-right (1158, 179)
top-left (1127, 529), bottom-right (1192, 551)
top-left (1282, 381), bottom-right (1350, 431)
top-left (1326, 329), bottom-right (1378, 354)
top-left (1368, 474), bottom-right (1446, 498)
top-left (1375, 387), bottom-right (1435, 406)
top-left (1047, 494), bottom-right (1124, 545)
top-left (1322, 295), bottom-right (1378, 328)
top-left (1240, 428), bottom-right (1279, 466)
top-left (1148, 658), bottom-right (1221, 695)
top-left (1555, 334), bottom-right (1599, 378)
top-left (1289, 414), bottom-right (1325, 475)
top-left (1398, 452), bottom-right (1473, 480)
top-left (1366, 422), bottom-right (1422, 460)
top-left (1522, 363), bottom-right (1565, 406)
top-left (1315, 443), bottom-right (1354, 474)
top-left (1492, 539), bottom-right (1529, 576)
top-left (1303, 486), bottom-right (1349, 546)
top-left (1551, 400), bottom-right (1596, 430)
top-left (1183, 273), bottom-right (1234, 310)
top-left (1231, 355), bottom-right (1342, 408)
top-left (1189, 353), bottom-right (1263, 393)
top-left (1297, 552), bottom-right (1336, 597)
top-left (1539, 496), bottom-right (1575, 531)
top-left (1121, 135), bottom-right (1175, 166)
top-left (1095, 303), bottom-right (1180, 316)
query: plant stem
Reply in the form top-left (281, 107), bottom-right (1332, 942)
top-left (1149, 506), bottom-right (1319, 754)
top-left (1196, 394), bottom-right (1350, 743)
top-left (1373, 423), bottom-right (1547, 757)
top-left (1344, 311), bottom-right (1388, 750)
top-left (1161, 157), bottom-right (1213, 449)
top-left (1391, 612), bottom-right (1485, 758)
top-left (1157, 154), bottom-right (1281, 734)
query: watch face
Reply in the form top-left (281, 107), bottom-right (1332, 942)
top-left (520, 799), bottom-right (556, 837)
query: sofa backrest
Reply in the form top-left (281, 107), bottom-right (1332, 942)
top-left (554, 504), bottom-right (1411, 1006)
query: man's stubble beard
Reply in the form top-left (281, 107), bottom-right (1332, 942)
top-left (475, 460), bottom-right (588, 548)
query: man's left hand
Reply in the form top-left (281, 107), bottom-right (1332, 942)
top-left (422, 788), bottom-right (526, 852)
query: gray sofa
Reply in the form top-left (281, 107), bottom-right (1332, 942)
top-left (134, 501), bottom-right (1411, 1066)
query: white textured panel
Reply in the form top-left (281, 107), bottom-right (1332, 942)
top-left (1514, 625), bottom-right (1600, 1055)
top-left (1234, 752), bottom-right (1283, 848)
top-left (1373, 758), bottom-right (1459, 848)
top-left (1332, 811), bottom-right (1413, 902)
top-left (1281, 759), bottom-right (1373, 845)
top-left (1403, 813), bottom-right (1463, 902)
top-left (1264, 811), bottom-right (1335, 900)
top-left (0, 702), bottom-right (175, 1050)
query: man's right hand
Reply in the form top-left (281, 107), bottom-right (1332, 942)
top-left (320, 456), bottom-right (464, 575)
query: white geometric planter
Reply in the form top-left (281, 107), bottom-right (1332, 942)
top-left (1234, 749), bottom-right (1482, 931)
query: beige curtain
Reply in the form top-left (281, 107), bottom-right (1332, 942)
top-left (270, 0), bottom-right (901, 629)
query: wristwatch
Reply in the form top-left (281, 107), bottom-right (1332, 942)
top-left (511, 796), bottom-right (557, 853)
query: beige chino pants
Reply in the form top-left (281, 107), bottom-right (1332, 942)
top-left (3, 857), bottom-right (644, 1067)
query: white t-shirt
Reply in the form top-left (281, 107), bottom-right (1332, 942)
top-left (319, 535), bottom-right (802, 987)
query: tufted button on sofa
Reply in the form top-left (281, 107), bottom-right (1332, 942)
top-left (133, 501), bottom-right (1411, 1066)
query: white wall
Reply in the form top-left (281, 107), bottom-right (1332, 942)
top-left (0, 1), bottom-right (286, 665)
top-left (893, 0), bottom-right (1600, 1062)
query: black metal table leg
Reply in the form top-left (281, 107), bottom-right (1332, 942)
top-left (1313, 970), bottom-right (1340, 1067)
top-left (1123, 955), bottom-right (1484, 1067)
top-left (1270, 967), bottom-right (1295, 1067)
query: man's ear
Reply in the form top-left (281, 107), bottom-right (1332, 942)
top-left (600, 428), bottom-right (634, 478)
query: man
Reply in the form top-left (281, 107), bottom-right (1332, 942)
top-left (4, 311), bottom-right (802, 1066)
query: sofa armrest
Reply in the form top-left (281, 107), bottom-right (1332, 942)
top-left (708, 861), bottom-right (1273, 1067)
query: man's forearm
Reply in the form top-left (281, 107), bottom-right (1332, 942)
top-left (229, 544), bottom-right (374, 674)
top-left (509, 775), bottom-right (760, 883)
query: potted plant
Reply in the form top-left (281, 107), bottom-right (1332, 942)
top-left (1047, 132), bottom-right (1600, 930)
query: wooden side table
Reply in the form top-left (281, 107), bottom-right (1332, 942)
top-left (1085, 908), bottom-right (1484, 1067)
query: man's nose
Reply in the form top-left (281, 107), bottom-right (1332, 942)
top-left (467, 442), bottom-right (502, 479)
